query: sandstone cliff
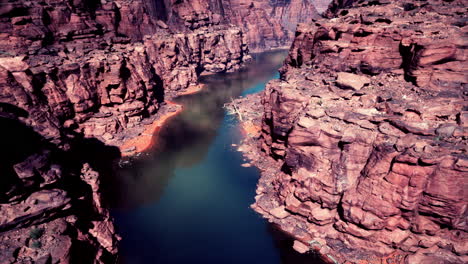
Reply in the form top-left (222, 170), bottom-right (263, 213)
top-left (0, 0), bottom-right (250, 262)
top-left (0, 0), bottom-right (329, 261)
top-left (0, 0), bottom-right (328, 147)
top-left (0, 0), bottom-right (251, 146)
top-left (235, 0), bottom-right (468, 263)
top-left (0, 112), bottom-right (122, 263)
top-left (220, 0), bottom-right (322, 51)
top-left (152, 0), bottom-right (324, 51)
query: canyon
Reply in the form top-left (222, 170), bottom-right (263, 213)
top-left (0, 0), bottom-right (328, 263)
top-left (0, 0), bottom-right (248, 262)
top-left (234, 0), bottom-right (468, 263)
top-left (0, 0), bottom-right (466, 263)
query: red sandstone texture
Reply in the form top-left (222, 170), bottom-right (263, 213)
top-left (234, 0), bottom-right (468, 263)
top-left (161, 0), bottom-right (326, 51)
top-left (0, 0), bottom-right (251, 147)
top-left (0, 0), bottom-right (329, 262)
top-left (0, 138), bottom-right (121, 263)
top-left (219, 0), bottom-right (321, 51)
top-left (0, 0), bottom-right (329, 149)
top-left (0, 0), bottom-right (251, 262)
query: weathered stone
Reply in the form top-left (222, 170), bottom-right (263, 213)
top-left (0, 190), bottom-right (71, 231)
top-left (269, 206), bottom-right (290, 219)
top-left (237, 0), bottom-right (468, 263)
top-left (293, 240), bottom-right (309, 254)
top-left (0, 0), bottom-right (256, 262)
top-left (336, 72), bottom-right (370, 91)
top-left (0, 0), bottom-right (252, 147)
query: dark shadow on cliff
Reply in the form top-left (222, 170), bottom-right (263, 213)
top-left (268, 224), bottom-right (326, 264)
top-left (0, 103), bottom-right (121, 262)
top-left (0, 103), bottom-right (51, 202)
top-left (59, 136), bottom-right (121, 263)
top-left (0, 116), bottom-right (47, 201)
top-left (145, 0), bottom-right (168, 21)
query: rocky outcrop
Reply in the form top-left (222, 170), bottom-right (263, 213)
top-left (237, 0), bottom-right (467, 263)
top-left (221, 0), bottom-right (291, 51)
top-left (0, 0), bottom-right (251, 263)
top-left (0, 0), bottom-right (331, 150)
top-left (0, 27), bottom-right (249, 144)
top-left (0, 164), bottom-right (120, 263)
top-left (153, 0), bottom-right (324, 51)
top-left (0, 113), bottom-right (122, 263)
top-left (0, 0), bottom-right (250, 146)
top-left (221, 0), bottom-right (321, 51)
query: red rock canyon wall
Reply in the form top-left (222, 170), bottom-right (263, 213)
top-left (0, 0), bottom-right (250, 262)
top-left (251, 0), bottom-right (467, 263)
top-left (151, 0), bottom-right (325, 51)
top-left (0, 0), bottom-right (329, 262)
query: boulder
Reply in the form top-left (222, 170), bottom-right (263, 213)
top-left (336, 72), bottom-right (370, 90)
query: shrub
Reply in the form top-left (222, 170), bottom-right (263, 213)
top-left (29, 228), bottom-right (44, 240)
top-left (31, 241), bottom-right (42, 249)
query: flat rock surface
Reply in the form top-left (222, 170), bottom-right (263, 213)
top-left (336, 72), bottom-right (370, 90)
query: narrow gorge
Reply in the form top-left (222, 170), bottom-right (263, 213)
top-left (0, 0), bottom-right (466, 263)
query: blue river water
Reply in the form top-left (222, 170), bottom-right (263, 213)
top-left (106, 51), bottom-right (324, 264)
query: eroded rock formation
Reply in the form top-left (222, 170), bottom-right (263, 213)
top-left (0, 0), bottom-right (328, 148)
top-left (0, 0), bottom-right (333, 262)
top-left (0, 0), bottom-right (251, 146)
top-left (236, 0), bottom-right (467, 263)
top-left (0, 0), bottom-right (251, 262)
top-left (220, 0), bottom-right (321, 51)
top-left (0, 113), bottom-right (122, 263)
top-left (150, 0), bottom-right (325, 51)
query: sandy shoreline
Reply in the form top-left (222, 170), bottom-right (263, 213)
top-left (118, 84), bottom-right (204, 157)
top-left (119, 102), bottom-right (183, 157)
top-left (176, 84), bottom-right (204, 96)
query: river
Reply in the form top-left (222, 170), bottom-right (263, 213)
top-left (106, 50), bottom-right (323, 264)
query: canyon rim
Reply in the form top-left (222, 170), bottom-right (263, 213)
top-left (0, 0), bottom-right (467, 263)
top-left (232, 0), bottom-right (468, 263)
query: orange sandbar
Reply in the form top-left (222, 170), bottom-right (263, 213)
top-left (177, 84), bottom-right (204, 96)
top-left (118, 84), bottom-right (207, 157)
top-left (240, 120), bottom-right (261, 137)
top-left (119, 102), bottom-right (182, 157)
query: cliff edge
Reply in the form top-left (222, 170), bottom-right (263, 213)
top-left (234, 0), bottom-right (467, 263)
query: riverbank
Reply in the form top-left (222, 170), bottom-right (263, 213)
top-left (228, 94), bottom-right (339, 263)
top-left (115, 47), bottom-right (293, 158)
top-left (231, 93), bottom-right (373, 264)
top-left (119, 102), bottom-right (183, 157)
top-left (115, 47), bottom-right (288, 158)
top-left (231, 9), bottom-right (468, 261)
top-left (176, 84), bottom-right (205, 96)
top-left (118, 84), bottom-right (208, 157)
top-left (108, 50), bottom-right (314, 264)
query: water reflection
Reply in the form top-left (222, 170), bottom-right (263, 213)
top-left (104, 50), bottom-right (287, 209)
top-left (106, 50), bottom-right (325, 264)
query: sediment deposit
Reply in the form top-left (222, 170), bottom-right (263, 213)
top-left (0, 0), bottom-right (250, 262)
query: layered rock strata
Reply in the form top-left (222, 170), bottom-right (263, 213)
top-left (0, 0), bottom-right (250, 262)
top-left (236, 0), bottom-right (468, 263)
top-left (0, 0), bottom-right (250, 147)
top-left (151, 0), bottom-right (325, 51)
top-left (220, 0), bottom-right (321, 51)
top-left (0, 113), bottom-right (121, 263)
